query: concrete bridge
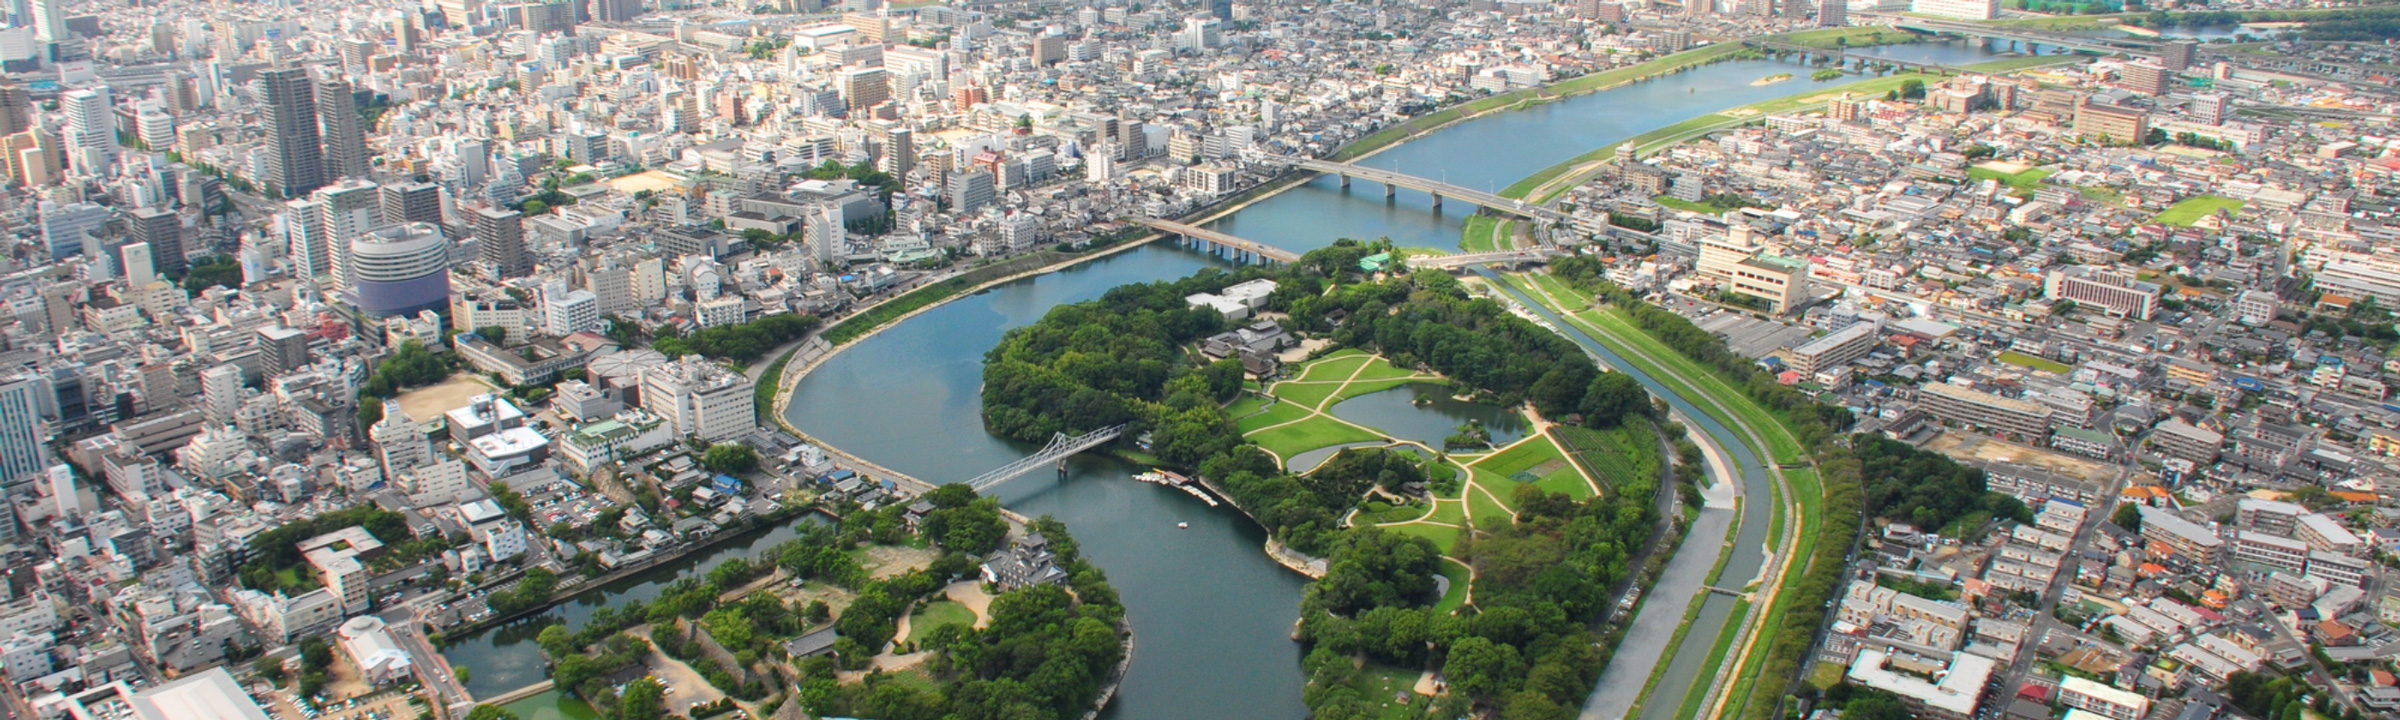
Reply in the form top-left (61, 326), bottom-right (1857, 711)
top-left (1136, 218), bottom-right (1303, 264)
top-left (1871, 15), bottom-right (2161, 55)
top-left (1740, 39), bottom-right (1972, 74)
top-left (1259, 154), bottom-right (1572, 224)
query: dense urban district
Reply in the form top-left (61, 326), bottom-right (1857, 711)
top-left (5, 0), bottom-right (2400, 718)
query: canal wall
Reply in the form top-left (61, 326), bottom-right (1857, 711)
top-left (434, 508), bottom-right (816, 642)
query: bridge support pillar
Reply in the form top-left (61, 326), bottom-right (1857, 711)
top-left (1339, 173), bottom-right (1351, 188)
top-left (1430, 193), bottom-right (1442, 210)
top-left (1385, 183), bottom-right (1396, 199)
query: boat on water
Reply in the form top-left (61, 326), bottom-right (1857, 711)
top-left (1177, 522), bottom-right (1190, 529)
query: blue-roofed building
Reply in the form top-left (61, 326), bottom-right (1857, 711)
top-left (713, 473), bottom-right (743, 494)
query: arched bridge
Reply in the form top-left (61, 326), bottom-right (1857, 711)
top-left (966, 424), bottom-right (1128, 491)
top-left (1256, 154), bottom-right (1572, 224)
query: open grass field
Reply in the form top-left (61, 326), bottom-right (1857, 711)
top-left (1434, 560), bottom-right (1474, 614)
top-left (1389, 521), bottom-right (1464, 556)
top-left (1236, 402), bottom-right (1313, 434)
top-left (1249, 419), bottom-right (1382, 461)
top-left (1467, 483), bottom-right (1518, 526)
top-left (905, 601), bottom-right (976, 643)
top-left (1347, 664), bottom-right (1431, 720)
top-left (2155, 195), bottom-right (2245, 226)
top-left (1968, 164), bottom-right (2055, 194)
top-left (1555, 419), bottom-right (1664, 492)
top-left (1995, 351), bottom-right (2072, 373)
top-left (1472, 435), bottom-right (1595, 499)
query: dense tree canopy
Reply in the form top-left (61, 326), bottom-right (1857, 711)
top-left (653, 313), bottom-right (822, 364)
top-left (1853, 434), bottom-right (2030, 531)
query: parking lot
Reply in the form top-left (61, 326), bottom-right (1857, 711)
top-left (269, 689), bottom-right (429, 720)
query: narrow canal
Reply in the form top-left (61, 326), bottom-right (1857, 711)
top-left (450, 39), bottom-right (2017, 720)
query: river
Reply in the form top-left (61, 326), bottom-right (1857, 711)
top-left (451, 39), bottom-right (2011, 720)
top-left (1202, 41), bottom-right (2012, 253)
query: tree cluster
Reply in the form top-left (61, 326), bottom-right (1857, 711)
top-left (652, 313), bottom-right (823, 364)
top-left (238, 507), bottom-right (413, 592)
top-left (800, 518), bottom-right (1126, 720)
top-left (484, 567), bottom-right (560, 616)
top-left (359, 341), bottom-right (455, 400)
top-left (1854, 434), bottom-right (2030, 531)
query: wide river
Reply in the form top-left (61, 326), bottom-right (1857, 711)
top-left (449, 39), bottom-right (2014, 720)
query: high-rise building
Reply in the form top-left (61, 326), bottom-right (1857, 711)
top-left (283, 197), bottom-right (332, 280)
top-left (120, 242), bottom-right (154, 288)
top-left (381, 181), bottom-right (443, 225)
top-left (1182, 17), bottom-right (1221, 50)
top-left (2191, 92), bottom-right (2228, 126)
top-left (2045, 267), bottom-right (2160, 319)
top-left (0, 376), bottom-right (46, 488)
top-left (593, 0), bottom-right (643, 22)
top-left (948, 170), bottom-right (994, 214)
top-left (1684, 0), bottom-right (1709, 18)
top-left (372, 399), bottom-right (429, 484)
top-left (2160, 40), bottom-right (2197, 72)
top-left (2120, 61), bottom-right (2168, 96)
top-left (39, 200), bottom-right (108, 261)
top-left (543, 283), bottom-right (599, 336)
top-left (201, 363), bottom-right (242, 424)
top-left (2073, 100), bottom-right (2149, 144)
top-left (257, 325), bottom-right (311, 375)
top-left (1034, 33), bottom-right (1066, 65)
top-left (315, 179), bottom-right (380, 289)
top-left (349, 222), bottom-right (451, 317)
top-left (0, 83), bottom-right (31, 136)
top-left (475, 206), bottom-right (530, 278)
top-left (257, 67), bottom-right (325, 198)
top-left (879, 126), bottom-right (914, 177)
top-left (840, 67), bottom-right (888, 114)
top-left (59, 87), bottom-right (116, 172)
top-left (1819, 0), bottom-right (1845, 26)
top-left (126, 207), bottom-right (183, 277)
top-left (1209, 0), bottom-right (1233, 19)
top-left (639, 356), bottom-right (754, 442)
top-left (314, 76), bottom-right (371, 181)
top-left (27, 0), bottom-right (64, 46)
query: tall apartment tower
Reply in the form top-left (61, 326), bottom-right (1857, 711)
top-left (0, 83), bottom-right (31, 135)
top-left (879, 126), bottom-right (914, 178)
top-left (475, 206), bottom-right (531, 278)
top-left (381, 181), bottom-right (443, 225)
top-left (315, 76), bottom-right (372, 181)
top-left (127, 207), bottom-right (184, 277)
top-left (316, 179), bottom-right (381, 289)
top-left (59, 87), bottom-right (116, 172)
top-left (1819, 0), bottom-right (1845, 26)
top-left (841, 68), bottom-right (888, 114)
top-left (257, 67), bottom-right (325, 198)
top-left (0, 376), bottom-right (44, 488)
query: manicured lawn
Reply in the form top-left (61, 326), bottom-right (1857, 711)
top-left (1426, 498), bottom-right (1468, 526)
top-left (2155, 195), bottom-right (2245, 226)
top-left (1249, 417), bottom-right (1383, 460)
top-left (1293, 353), bottom-right (1370, 382)
top-left (1236, 402), bottom-right (1313, 434)
top-left (1225, 394), bottom-right (1271, 420)
top-left (1434, 560), bottom-right (1474, 614)
top-left (1327, 377), bottom-right (1427, 406)
top-left (1356, 500), bottom-right (1432, 524)
top-left (1461, 215), bottom-right (1506, 253)
top-left (1995, 351), bottom-right (2072, 373)
top-left (1352, 356), bottom-right (1423, 382)
top-left (1466, 482), bottom-right (1517, 526)
top-left (1388, 521), bottom-right (1463, 555)
top-left (1270, 381), bottom-right (1343, 411)
top-left (905, 601), bottom-right (976, 643)
top-left (1474, 435), bottom-right (1568, 476)
top-left (1966, 54), bottom-right (2088, 73)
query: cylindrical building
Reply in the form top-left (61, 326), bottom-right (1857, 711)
top-left (349, 222), bottom-right (452, 317)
